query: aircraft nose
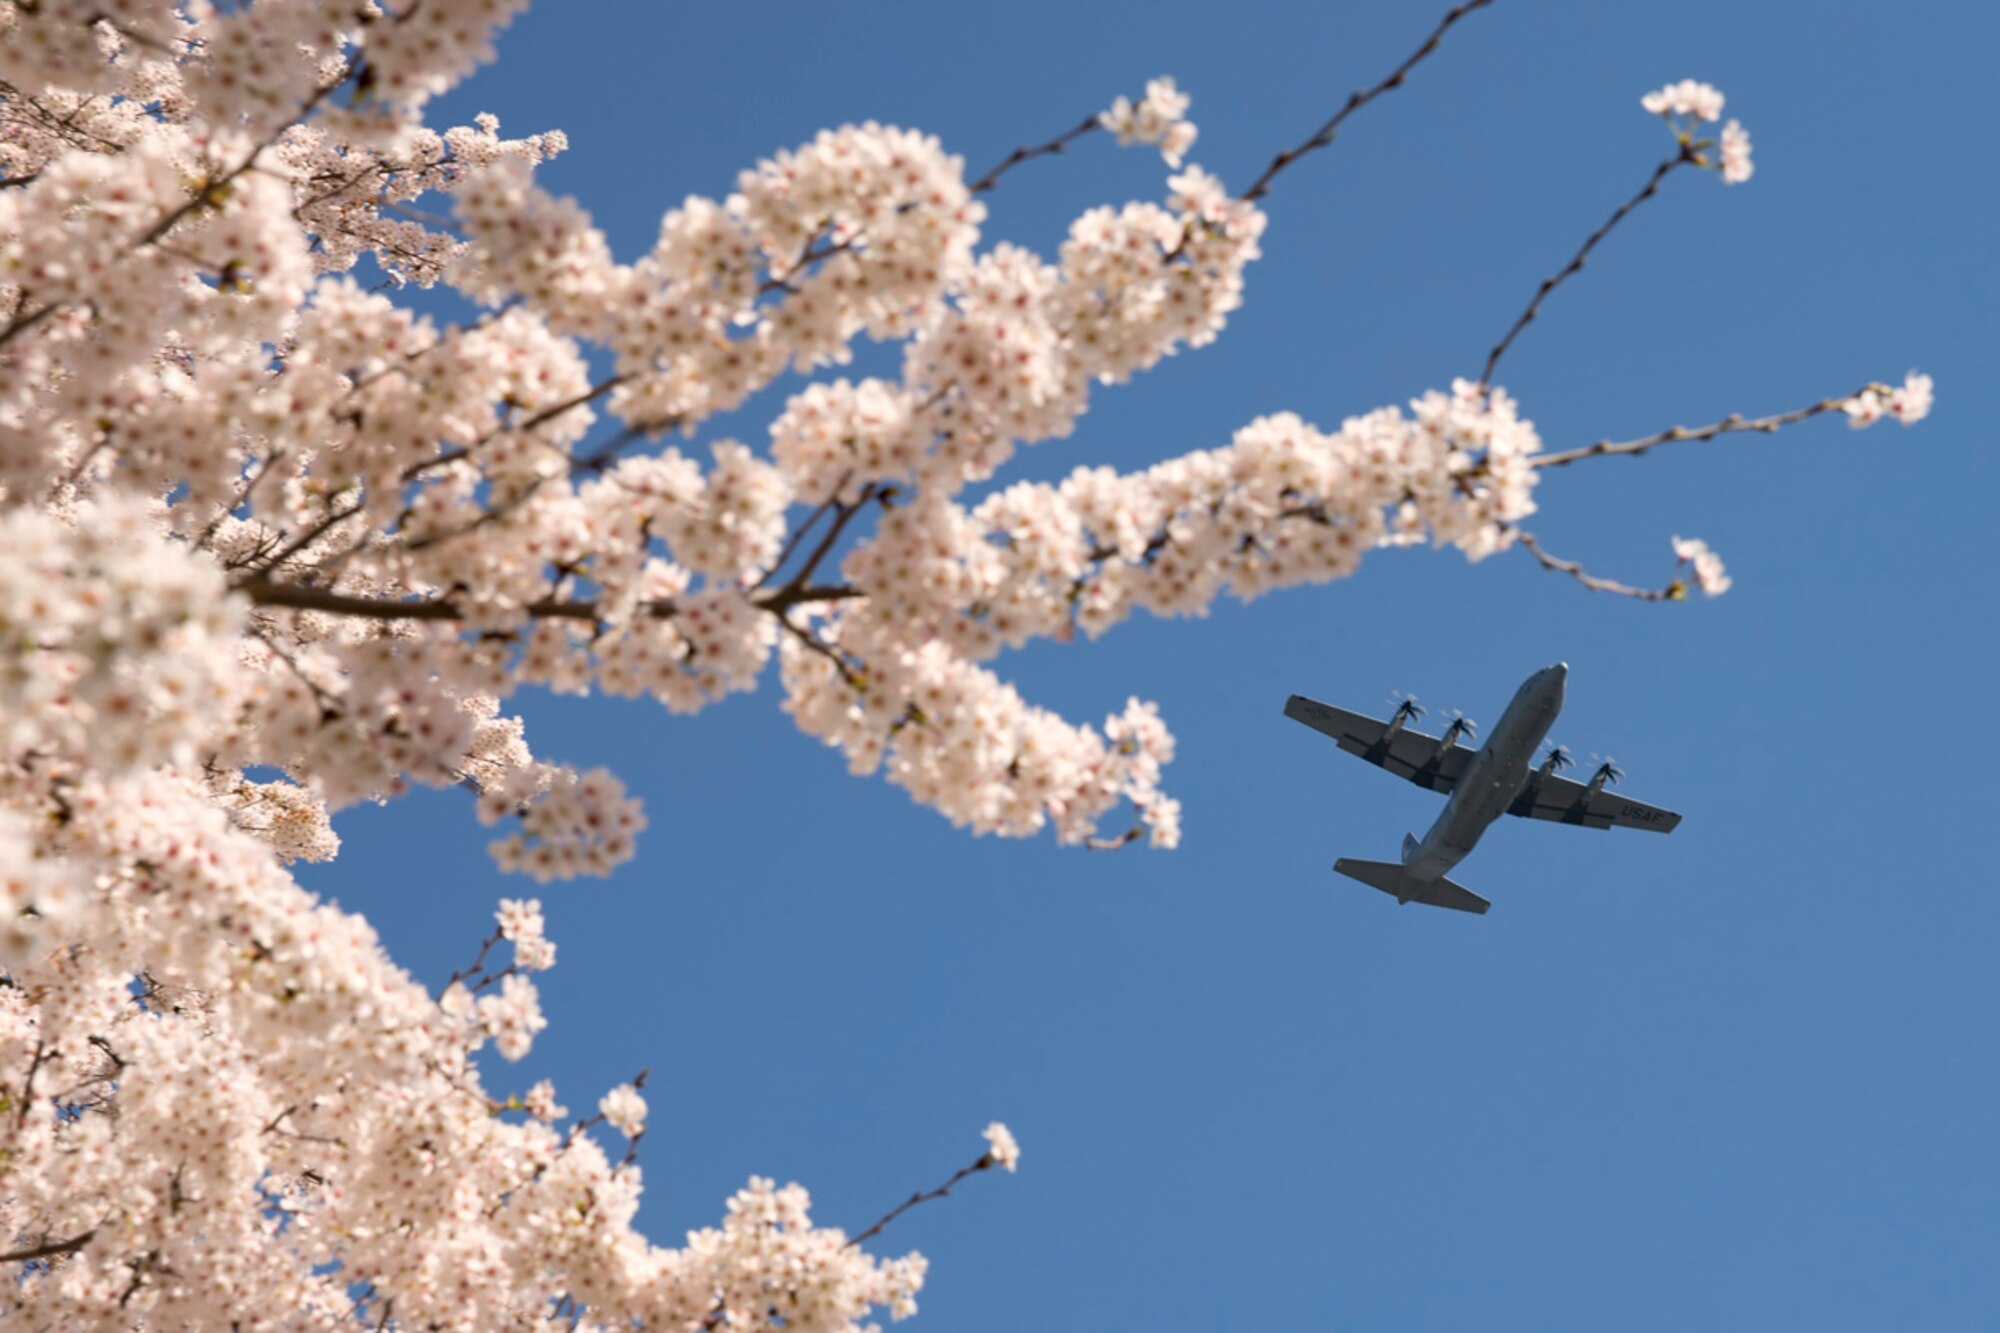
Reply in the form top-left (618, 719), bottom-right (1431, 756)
top-left (1545, 661), bottom-right (1568, 681)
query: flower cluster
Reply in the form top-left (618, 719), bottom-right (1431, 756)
top-left (600, 1082), bottom-right (647, 1138)
top-left (1640, 78), bottom-right (1752, 184)
top-left (1671, 536), bottom-right (1733, 597)
top-left (1842, 371), bottom-right (1935, 428)
top-left (0, 7), bottom-right (1933, 1326)
top-left (497, 895), bottom-right (556, 971)
top-left (1101, 76), bottom-right (1199, 166)
top-left (1641, 78), bottom-right (1728, 123)
top-left (983, 1122), bottom-right (1021, 1173)
top-left (1719, 118), bottom-right (1754, 184)
top-left (681, 1178), bottom-right (930, 1326)
top-left (0, 499), bottom-right (245, 779)
top-left (487, 766), bottom-right (649, 882)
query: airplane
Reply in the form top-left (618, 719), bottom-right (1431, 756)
top-left (1283, 663), bottom-right (1680, 914)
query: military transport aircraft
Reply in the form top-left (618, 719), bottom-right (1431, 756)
top-left (1284, 664), bottom-right (1680, 914)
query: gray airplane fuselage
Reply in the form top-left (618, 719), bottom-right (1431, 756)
top-left (1401, 663), bottom-right (1568, 882)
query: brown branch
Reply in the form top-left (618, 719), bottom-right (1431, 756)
top-left (775, 484), bottom-right (877, 602)
top-left (235, 575), bottom-right (862, 625)
top-left (197, 447), bottom-right (286, 550)
top-left (759, 110), bottom-right (1101, 295)
top-left (395, 408), bottom-right (667, 558)
top-left (0, 297), bottom-right (61, 352)
top-left (1479, 146), bottom-right (1693, 386)
top-left (752, 483), bottom-right (850, 592)
top-left (1239, 0), bottom-right (1497, 203)
top-left (1533, 393), bottom-right (1857, 470)
top-left (1516, 530), bottom-right (1680, 601)
top-left (968, 113), bottom-right (1104, 195)
top-left (0, 1227), bottom-right (96, 1264)
top-left (776, 615), bottom-right (864, 691)
top-left (1085, 825), bottom-right (1145, 852)
top-left (760, 226), bottom-right (862, 293)
top-left (759, 581), bottom-right (864, 615)
top-left (846, 1153), bottom-right (998, 1251)
top-left (14, 1039), bottom-right (48, 1128)
top-left (402, 375), bottom-right (628, 482)
top-left (248, 497), bottom-right (367, 574)
top-left (241, 578), bottom-right (597, 624)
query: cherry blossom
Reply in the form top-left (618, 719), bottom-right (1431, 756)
top-left (0, 2), bottom-right (1933, 1326)
top-left (1100, 76), bottom-right (1199, 166)
top-left (1672, 536), bottom-right (1734, 597)
top-left (983, 1122), bottom-right (1022, 1173)
top-left (1720, 118), bottom-right (1755, 184)
top-left (1843, 371), bottom-right (1935, 428)
top-left (600, 1082), bottom-right (647, 1138)
top-left (1641, 78), bottom-right (1727, 123)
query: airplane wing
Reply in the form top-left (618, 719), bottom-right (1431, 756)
top-left (1283, 694), bottom-right (1475, 793)
top-left (1504, 772), bottom-right (1682, 833)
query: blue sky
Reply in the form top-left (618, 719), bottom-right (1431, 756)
top-left (312, 1), bottom-right (1997, 1327)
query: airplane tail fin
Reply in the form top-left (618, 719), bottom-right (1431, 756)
top-left (1333, 858), bottom-right (1491, 915)
top-left (1401, 832), bottom-right (1420, 864)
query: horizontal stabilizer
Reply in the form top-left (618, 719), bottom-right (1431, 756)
top-left (1333, 858), bottom-right (1491, 915)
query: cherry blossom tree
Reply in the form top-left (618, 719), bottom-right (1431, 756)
top-left (0, 0), bottom-right (1931, 1327)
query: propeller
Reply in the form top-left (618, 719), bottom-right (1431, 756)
top-left (1540, 743), bottom-right (1575, 773)
top-left (1440, 709), bottom-right (1477, 747)
top-left (1589, 755), bottom-right (1624, 787)
top-left (1387, 690), bottom-right (1425, 727)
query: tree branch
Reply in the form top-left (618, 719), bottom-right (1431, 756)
top-left (776, 614), bottom-right (864, 691)
top-left (234, 575), bottom-right (863, 625)
top-left (759, 108), bottom-right (1104, 296)
top-left (401, 374), bottom-right (629, 482)
top-left (1533, 392), bottom-right (1857, 469)
top-left (845, 1152), bottom-right (1000, 1251)
top-left (1479, 145), bottom-right (1693, 386)
top-left (752, 484), bottom-right (849, 592)
top-left (0, 1227), bottom-right (96, 1264)
top-left (967, 113), bottom-right (1104, 195)
top-left (1516, 530), bottom-right (1680, 601)
top-left (1238, 0), bottom-right (1497, 203)
top-left (774, 484), bottom-right (877, 604)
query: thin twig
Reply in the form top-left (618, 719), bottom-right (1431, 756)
top-left (402, 375), bottom-right (628, 482)
top-left (0, 1228), bottom-right (96, 1264)
top-left (758, 110), bottom-right (1103, 296)
top-left (1239, 0), bottom-right (1497, 203)
top-left (14, 1039), bottom-right (48, 1128)
top-left (0, 297), bottom-right (61, 352)
top-left (967, 113), bottom-right (1104, 195)
top-left (249, 497), bottom-right (367, 574)
top-left (777, 615), bottom-right (864, 691)
top-left (775, 484), bottom-right (877, 601)
top-left (1533, 393), bottom-right (1856, 469)
top-left (845, 1153), bottom-right (998, 1251)
top-left (1516, 530), bottom-right (1678, 601)
top-left (1479, 145), bottom-right (1693, 386)
top-left (196, 447), bottom-right (286, 550)
top-left (444, 929), bottom-right (507, 995)
top-left (235, 575), bottom-right (863, 625)
top-left (752, 489), bottom-right (846, 592)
